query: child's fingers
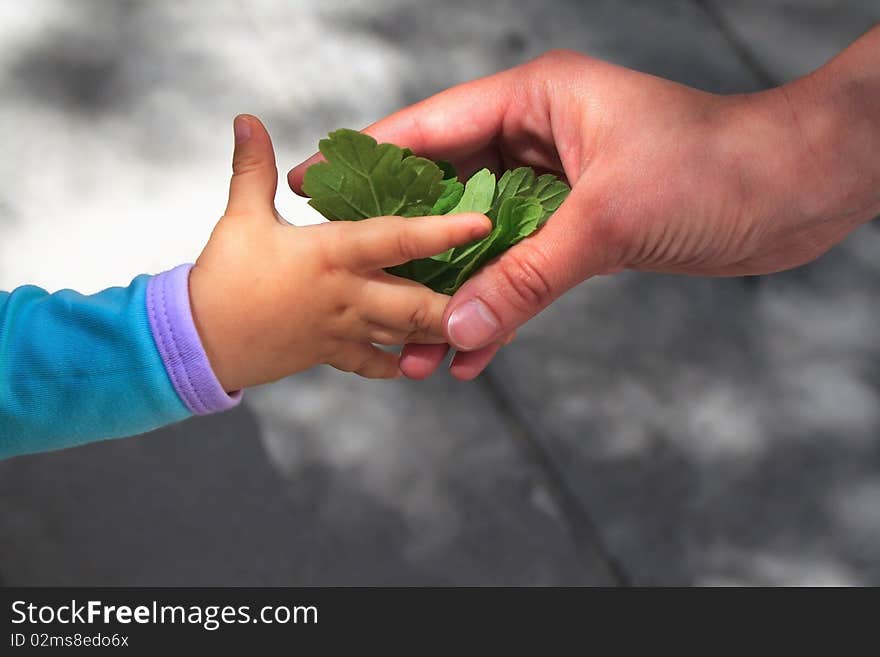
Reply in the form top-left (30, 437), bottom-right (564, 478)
top-left (329, 344), bottom-right (401, 379)
top-left (339, 213), bottom-right (491, 271)
top-left (361, 323), bottom-right (448, 346)
top-left (358, 277), bottom-right (451, 342)
top-left (225, 115), bottom-right (279, 217)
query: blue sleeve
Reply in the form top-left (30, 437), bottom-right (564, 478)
top-left (0, 275), bottom-right (191, 458)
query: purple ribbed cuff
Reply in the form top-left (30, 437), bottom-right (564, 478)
top-left (146, 264), bottom-right (242, 415)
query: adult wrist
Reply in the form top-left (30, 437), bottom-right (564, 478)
top-left (712, 73), bottom-right (877, 247)
top-left (705, 89), bottom-right (808, 237)
top-left (767, 26), bottom-right (880, 230)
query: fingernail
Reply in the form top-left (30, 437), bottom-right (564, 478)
top-left (234, 116), bottom-right (251, 143)
top-left (471, 224), bottom-right (490, 239)
top-left (465, 214), bottom-right (492, 239)
top-left (447, 299), bottom-right (500, 350)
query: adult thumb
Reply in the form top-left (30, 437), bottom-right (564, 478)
top-left (225, 114), bottom-right (278, 216)
top-left (444, 190), bottom-right (608, 351)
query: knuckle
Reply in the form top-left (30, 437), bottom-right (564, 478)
top-left (319, 340), bottom-right (340, 364)
top-left (535, 48), bottom-right (587, 68)
top-left (332, 353), bottom-right (360, 374)
top-left (319, 303), bottom-right (353, 345)
top-left (495, 242), bottom-right (556, 312)
top-left (337, 360), bottom-right (357, 373)
top-left (315, 224), bottom-right (346, 272)
top-left (357, 364), bottom-right (386, 380)
top-left (395, 228), bottom-right (423, 263)
top-left (369, 326), bottom-right (399, 345)
top-left (408, 301), bottom-right (436, 334)
top-left (232, 153), bottom-right (265, 176)
top-left (353, 352), bottom-right (379, 376)
top-left (331, 300), bottom-right (356, 327)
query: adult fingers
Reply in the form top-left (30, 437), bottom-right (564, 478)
top-left (399, 343), bottom-right (450, 380)
top-left (443, 188), bottom-right (608, 351)
top-left (399, 329), bottom-right (515, 380)
top-left (330, 343), bottom-right (401, 380)
top-left (448, 331), bottom-right (516, 380)
top-left (338, 213), bottom-right (491, 271)
top-left (448, 343), bottom-right (504, 381)
top-left (288, 67), bottom-right (518, 194)
top-left (226, 115), bottom-right (279, 217)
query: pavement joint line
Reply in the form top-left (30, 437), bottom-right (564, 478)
top-left (479, 364), bottom-right (631, 586)
top-left (692, 0), bottom-right (779, 89)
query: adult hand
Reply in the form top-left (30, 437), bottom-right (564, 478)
top-left (289, 29), bottom-right (880, 380)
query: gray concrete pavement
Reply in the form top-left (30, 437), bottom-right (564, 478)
top-left (491, 235), bottom-right (880, 584)
top-left (709, 0), bottom-right (879, 84)
top-left (0, 0), bottom-right (877, 585)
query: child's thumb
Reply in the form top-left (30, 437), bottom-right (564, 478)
top-left (225, 114), bottom-right (278, 216)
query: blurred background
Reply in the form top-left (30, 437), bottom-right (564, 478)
top-left (1, 0), bottom-right (878, 585)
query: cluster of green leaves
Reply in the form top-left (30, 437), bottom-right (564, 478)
top-left (302, 129), bottom-right (570, 294)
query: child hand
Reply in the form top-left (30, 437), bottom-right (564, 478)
top-left (189, 115), bottom-right (491, 391)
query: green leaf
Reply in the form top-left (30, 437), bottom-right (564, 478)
top-left (491, 167), bottom-right (570, 224)
top-left (302, 129), bottom-right (571, 295)
top-left (445, 197), bottom-right (543, 294)
top-left (302, 129), bottom-right (446, 220)
top-left (448, 168), bottom-right (495, 215)
top-left (430, 177), bottom-right (465, 215)
top-left (530, 174), bottom-right (570, 225)
top-left (436, 160), bottom-right (458, 180)
top-left (491, 167), bottom-right (534, 216)
top-left (428, 167), bottom-right (494, 263)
